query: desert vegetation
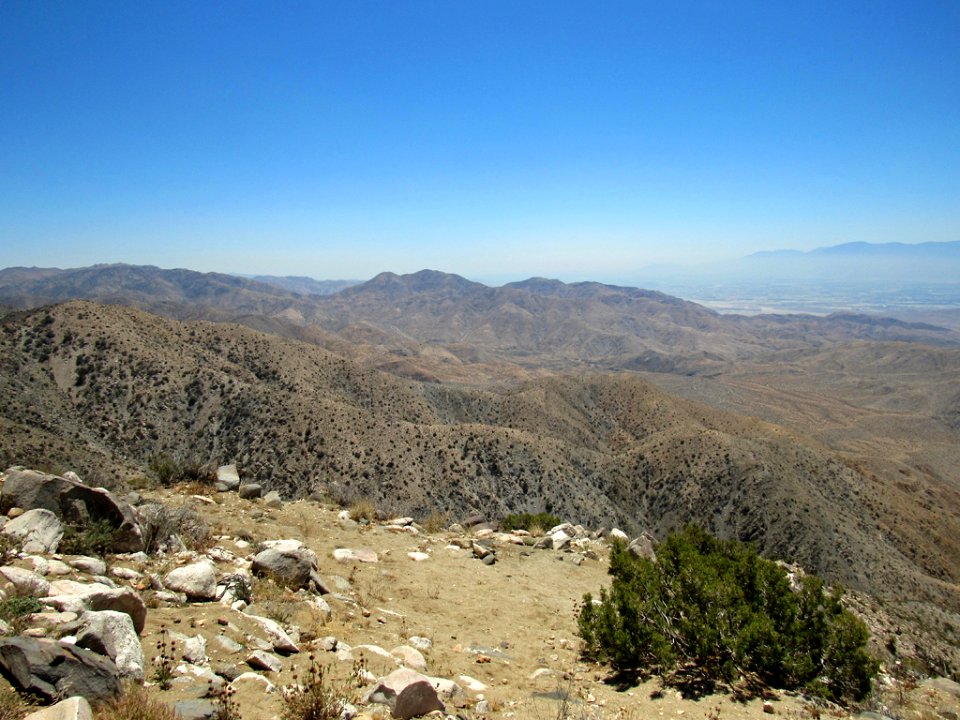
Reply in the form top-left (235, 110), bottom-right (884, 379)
top-left (578, 526), bottom-right (878, 702)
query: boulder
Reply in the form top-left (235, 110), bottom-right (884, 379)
top-left (2, 509), bottom-right (63, 553)
top-left (238, 484), bottom-right (262, 500)
top-left (252, 546), bottom-right (323, 590)
top-left (0, 566), bottom-right (51, 597)
top-left (332, 548), bottom-right (378, 564)
top-left (84, 586), bottom-right (148, 635)
top-left (0, 469), bottom-right (143, 552)
top-left (230, 672), bottom-right (275, 693)
top-left (169, 632), bottom-right (208, 666)
top-left (391, 645), bottom-right (427, 671)
top-left (65, 556), bottom-right (107, 576)
top-left (0, 636), bottom-right (121, 702)
top-left (394, 681), bottom-right (445, 720)
top-left (23, 697), bottom-right (92, 720)
top-left (76, 610), bottom-right (145, 681)
top-left (246, 649), bottom-right (282, 673)
top-left (627, 531), bottom-right (658, 561)
top-left (365, 668), bottom-right (446, 718)
top-left (262, 491), bottom-right (283, 509)
top-left (44, 582), bottom-right (147, 634)
top-left (245, 614), bottom-right (299, 654)
top-left (216, 465), bottom-right (241, 492)
top-left (164, 560), bottom-right (218, 600)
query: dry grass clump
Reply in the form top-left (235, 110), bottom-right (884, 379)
top-left (348, 498), bottom-right (377, 523)
top-left (97, 682), bottom-right (178, 720)
top-left (422, 510), bottom-right (449, 534)
top-left (253, 576), bottom-right (297, 624)
top-left (138, 502), bottom-right (212, 553)
top-left (0, 687), bottom-right (34, 720)
top-left (281, 655), bottom-right (345, 720)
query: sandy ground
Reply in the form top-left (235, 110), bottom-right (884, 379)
top-left (132, 489), bottom-right (957, 720)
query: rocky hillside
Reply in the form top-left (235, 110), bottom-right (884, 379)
top-left (0, 467), bottom-right (957, 720)
top-left (1, 301), bottom-right (956, 627)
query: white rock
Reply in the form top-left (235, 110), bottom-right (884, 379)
top-left (458, 675), bottom-right (488, 692)
top-left (247, 649), bottom-right (283, 673)
top-left (0, 566), bottom-right (51, 596)
top-left (164, 559), bottom-right (218, 599)
top-left (260, 539), bottom-right (304, 552)
top-left (231, 672), bottom-right (276, 692)
top-left (354, 644), bottom-right (397, 662)
top-left (22, 696), bottom-right (92, 720)
top-left (76, 610), bottom-right (145, 680)
top-left (246, 613), bottom-right (299, 653)
top-left (111, 567), bottom-right (142, 580)
top-left (391, 645), bottom-right (427, 671)
top-left (65, 556), bottom-right (107, 576)
top-left (408, 636), bottom-right (432, 652)
top-left (332, 548), bottom-right (378, 563)
top-left (169, 631), bottom-right (209, 666)
top-left (3, 509), bottom-right (63, 553)
top-left (407, 552), bottom-right (430, 562)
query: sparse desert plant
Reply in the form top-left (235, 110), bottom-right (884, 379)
top-left (0, 595), bottom-right (43, 633)
top-left (152, 626), bottom-right (176, 690)
top-left (348, 498), bottom-right (377, 523)
top-left (253, 576), bottom-right (296, 625)
top-left (0, 686), bottom-right (34, 720)
top-left (501, 512), bottom-right (562, 533)
top-left (147, 452), bottom-right (216, 487)
top-left (57, 519), bottom-right (119, 557)
top-left (97, 681), bottom-right (178, 720)
top-left (209, 682), bottom-right (241, 720)
top-left (281, 655), bottom-right (345, 720)
top-left (422, 510), bottom-right (449, 534)
top-left (138, 502), bottom-right (211, 553)
top-left (220, 573), bottom-right (253, 604)
top-left (578, 525), bottom-right (878, 703)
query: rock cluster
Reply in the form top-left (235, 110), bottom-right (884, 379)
top-left (0, 465), bottom-right (655, 720)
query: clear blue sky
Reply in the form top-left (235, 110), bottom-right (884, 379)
top-left (2, 1), bottom-right (958, 283)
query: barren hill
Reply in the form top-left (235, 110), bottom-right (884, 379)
top-left (1, 301), bottom-right (955, 626)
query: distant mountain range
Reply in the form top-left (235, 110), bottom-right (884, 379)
top-left (646, 240), bottom-right (960, 287)
top-left (1, 264), bottom-right (955, 382)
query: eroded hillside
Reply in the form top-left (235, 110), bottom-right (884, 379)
top-left (2, 301), bottom-right (957, 637)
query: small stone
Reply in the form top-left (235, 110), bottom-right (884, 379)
top-left (763, 701), bottom-right (775, 714)
top-left (247, 650), bottom-right (283, 673)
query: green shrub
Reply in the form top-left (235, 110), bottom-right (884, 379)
top-left (0, 596), bottom-right (42, 624)
top-left (500, 512), bottom-right (563, 533)
top-left (58, 519), bottom-right (119, 557)
top-left (578, 526), bottom-right (878, 703)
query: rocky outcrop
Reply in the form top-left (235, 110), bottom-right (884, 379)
top-left (2, 509), bottom-right (63, 553)
top-left (0, 469), bottom-right (143, 552)
top-left (76, 610), bottom-right (145, 681)
top-left (0, 637), bottom-right (121, 702)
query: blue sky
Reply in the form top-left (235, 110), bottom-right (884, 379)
top-left (2, 1), bottom-right (958, 283)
